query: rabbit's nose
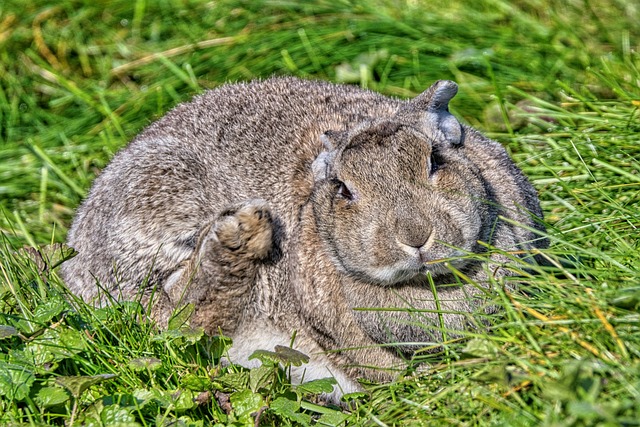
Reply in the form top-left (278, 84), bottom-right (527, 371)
top-left (396, 225), bottom-right (435, 252)
top-left (401, 232), bottom-right (432, 250)
top-left (396, 229), bottom-right (436, 264)
top-left (392, 202), bottom-right (434, 251)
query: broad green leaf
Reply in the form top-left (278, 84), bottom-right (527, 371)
top-left (274, 345), bottom-right (310, 366)
top-left (567, 401), bottom-right (601, 420)
top-left (0, 325), bottom-right (19, 339)
top-left (270, 396), bottom-right (311, 426)
top-left (77, 399), bottom-right (106, 427)
top-left (156, 415), bottom-right (204, 427)
top-left (181, 373), bottom-right (210, 391)
top-left (14, 318), bottom-right (39, 335)
top-left (230, 389), bottom-right (264, 419)
top-left (180, 326), bottom-right (204, 344)
top-left (172, 389), bottom-right (195, 411)
top-left (33, 297), bottom-right (67, 324)
top-left (0, 362), bottom-right (35, 401)
top-left (6, 349), bottom-right (38, 372)
top-left (462, 338), bottom-right (499, 359)
top-left (144, 389), bottom-right (173, 408)
top-left (128, 357), bottom-right (162, 371)
top-left (471, 364), bottom-right (518, 384)
top-left (248, 345), bottom-right (310, 367)
top-left (102, 393), bottom-right (143, 409)
top-left (153, 329), bottom-right (185, 341)
top-left (341, 391), bottom-right (368, 402)
top-left (92, 306), bottom-right (114, 323)
top-left (270, 396), bottom-right (300, 413)
top-left (317, 411), bottom-right (350, 426)
top-left (168, 303), bottom-right (195, 330)
top-left (542, 379), bottom-right (575, 401)
top-left (132, 389), bottom-right (156, 408)
top-left (56, 374), bottom-right (116, 398)
top-left (247, 349), bottom-right (281, 367)
top-left (23, 341), bottom-right (55, 366)
top-left (218, 370), bottom-right (249, 390)
top-left (249, 364), bottom-right (274, 392)
top-left (52, 328), bottom-right (86, 357)
top-left (153, 326), bottom-right (204, 345)
top-left (610, 287), bottom-right (640, 310)
top-left (134, 388), bottom-right (194, 410)
top-left (26, 327), bottom-right (87, 364)
top-left (33, 385), bottom-right (70, 407)
top-left (295, 377), bottom-right (337, 395)
top-left (100, 404), bottom-right (137, 424)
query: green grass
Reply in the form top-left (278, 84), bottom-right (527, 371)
top-left (1, 0), bottom-right (639, 425)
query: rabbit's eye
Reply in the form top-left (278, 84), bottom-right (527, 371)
top-left (337, 182), bottom-right (354, 201)
top-left (429, 152), bottom-right (441, 175)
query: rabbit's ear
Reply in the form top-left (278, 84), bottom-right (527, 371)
top-left (405, 80), bottom-right (462, 146)
top-left (320, 131), bottom-right (337, 151)
top-left (312, 132), bottom-right (338, 181)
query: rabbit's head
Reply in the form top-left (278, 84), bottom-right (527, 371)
top-left (311, 81), bottom-right (494, 285)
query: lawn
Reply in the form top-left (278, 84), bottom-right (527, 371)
top-left (1, 0), bottom-right (639, 425)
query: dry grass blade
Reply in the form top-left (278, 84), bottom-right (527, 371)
top-left (111, 36), bottom-right (241, 75)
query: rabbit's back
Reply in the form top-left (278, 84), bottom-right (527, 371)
top-left (61, 78), bottom-right (400, 299)
top-left (124, 77), bottom-right (400, 207)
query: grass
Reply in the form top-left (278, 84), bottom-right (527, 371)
top-left (1, 0), bottom-right (639, 425)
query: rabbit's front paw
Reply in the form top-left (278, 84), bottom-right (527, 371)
top-left (214, 200), bottom-right (273, 260)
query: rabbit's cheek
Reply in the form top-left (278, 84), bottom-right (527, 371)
top-left (447, 203), bottom-right (484, 242)
top-left (335, 221), bottom-right (404, 282)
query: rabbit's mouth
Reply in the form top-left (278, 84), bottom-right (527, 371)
top-left (418, 257), bottom-right (469, 277)
top-left (363, 251), bottom-right (470, 285)
top-left (396, 237), bottom-right (470, 278)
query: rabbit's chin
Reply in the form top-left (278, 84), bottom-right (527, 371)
top-left (357, 255), bottom-right (470, 286)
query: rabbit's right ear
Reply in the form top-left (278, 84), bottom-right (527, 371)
top-left (312, 131), bottom-right (338, 181)
top-left (401, 80), bottom-right (462, 146)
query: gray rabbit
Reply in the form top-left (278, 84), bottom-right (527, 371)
top-left (61, 77), bottom-right (547, 397)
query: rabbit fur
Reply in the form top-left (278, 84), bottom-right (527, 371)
top-left (61, 77), bottom-right (547, 397)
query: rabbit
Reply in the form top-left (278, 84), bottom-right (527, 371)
top-left (60, 77), bottom-right (547, 398)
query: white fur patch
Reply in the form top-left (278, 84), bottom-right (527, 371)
top-left (226, 321), bottom-right (361, 402)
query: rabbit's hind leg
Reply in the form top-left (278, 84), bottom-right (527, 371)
top-left (162, 199), bottom-right (274, 334)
